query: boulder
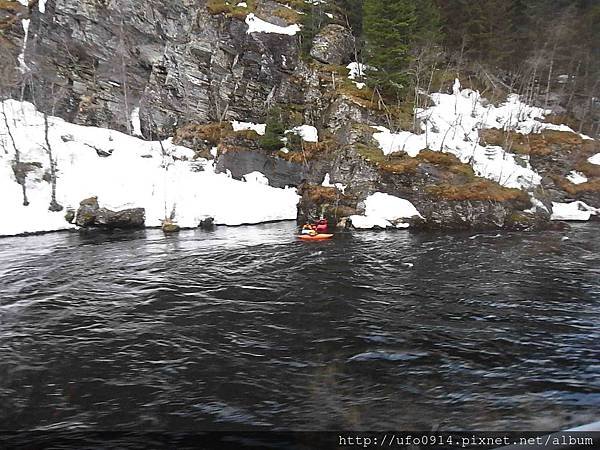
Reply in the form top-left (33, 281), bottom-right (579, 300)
top-left (310, 24), bottom-right (355, 65)
top-left (76, 197), bottom-right (145, 229)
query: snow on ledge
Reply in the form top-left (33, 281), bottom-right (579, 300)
top-left (286, 125), bottom-right (318, 143)
top-left (350, 193), bottom-right (422, 230)
top-left (245, 14), bottom-right (301, 35)
top-left (232, 121), bottom-right (266, 136)
top-left (551, 201), bottom-right (598, 222)
top-left (566, 171), bottom-right (588, 185)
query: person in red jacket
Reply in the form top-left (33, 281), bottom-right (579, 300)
top-left (315, 218), bottom-right (328, 234)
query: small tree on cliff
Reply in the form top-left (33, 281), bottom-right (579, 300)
top-left (260, 107), bottom-right (286, 152)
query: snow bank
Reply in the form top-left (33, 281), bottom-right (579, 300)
top-left (551, 201), bottom-right (598, 222)
top-left (245, 14), bottom-right (301, 35)
top-left (286, 125), bottom-right (318, 143)
top-left (0, 100), bottom-right (300, 236)
top-left (232, 120), bottom-right (266, 136)
top-left (350, 193), bottom-right (422, 230)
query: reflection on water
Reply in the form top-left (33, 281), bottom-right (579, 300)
top-left (0, 223), bottom-right (599, 431)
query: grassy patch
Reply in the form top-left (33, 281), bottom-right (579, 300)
top-left (554, 175), bottom-right (600, 195)
top-left (479, 128), bottom-right (591, 157)
top-left (273, 6), bottom-right (301, 24)
top-left (416, 150), bottom-right (475, 177)
top-left (206, 0), bottom-right (257, 20)
top-left (426, 178), bottom-right (528, 203)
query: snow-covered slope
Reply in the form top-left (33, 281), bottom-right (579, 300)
top-left (0, 100), bottom-right (299, 236)
top-left (373, 83), bottom-right (552, 190)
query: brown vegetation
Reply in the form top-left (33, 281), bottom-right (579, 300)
top-left (426, 178), bottom-right (528, 202)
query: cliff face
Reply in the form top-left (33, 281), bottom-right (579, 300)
top-left (2, 0), bottom-right (599, 232)
top-left (14, 0), bottom-right (312, 135)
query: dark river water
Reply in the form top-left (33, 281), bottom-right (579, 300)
top-left (1, 222), bottom-right (599, 433)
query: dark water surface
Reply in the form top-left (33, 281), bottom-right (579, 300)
top-left (1, 223), bottom-right (599, 432)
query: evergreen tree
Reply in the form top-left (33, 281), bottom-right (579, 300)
top-left (363, 0), bottom-right (417, 93)
top-left (363, 0), bottom-right (440, 95)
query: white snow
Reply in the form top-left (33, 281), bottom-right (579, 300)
top-left (346, 62), bottom-right (369, 90)
top-left (588, 153), bottom-right (600, 165)
top-left (566, 171), bottom-right (588, 185)
top-left (231, 120), bottom-right (266, 136)
top-left (369, 87), bottom-right (566, 189)
top-left (347, 62), bottom-right (366, 80)
top-left (237, 2), bottom-right (248, 7)
top-left (372, 126), bottom-right (426, 158)
top-left (17, 19), bottom-right (30, 73)
top-left (551, 201), bottom-right (598, 222)
top-left (39, 0), bottom-right (47, 13)
top-left (350, 192), bottom-right (422, 230)
top-left (286, 125), bottom-right (318, 143)
top-left (0, 100), bottom-right (300, 236)
top-left (130, 107), bottom-right (143, 137)
top-left (321, 173), bottom-right (346, 194)
top-left (243, 171), bottom-right (269, 185)
top-left (524, 194), bottom-right (549, 214)
top-left (245, 14), bottom-right (301, 35)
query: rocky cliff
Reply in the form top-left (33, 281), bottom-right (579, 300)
top-left (2, 0), bottom-right (599, 232)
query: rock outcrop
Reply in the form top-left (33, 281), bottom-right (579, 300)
top-left (76, 197), bottom-right (145, 229)
top-left (310, 24), bottom-right (355, 65)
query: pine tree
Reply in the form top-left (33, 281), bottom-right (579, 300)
top-left (363, 0), bottom-right (417, 93)
top-left (363, 0), bottom-right (441, 95)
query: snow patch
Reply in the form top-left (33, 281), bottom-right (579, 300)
top-left (369, 86), bottom-right (552, 189)
top-left (588, 153), bottom-right (600, 165)
top-left (245, 14), bottom-right (301, 35)
top-left (39, 0), bottom-right (47, 13)
top-left (566, 171), bottom-right (588, 185)
top-left (551, 201), bottom-right (598, 222)
top-left (0, 100), bottom-right (300, 236)
top-left (231, 121), bottom-right (266, 136)
top-left (17, 19), bottom-right (30, 73)
top-left (286, 125), bottom-right (318, 143)
top-left (350, 193), bottom-right (422, 230)
top-left (130, 107), bottom-right (143, 137)
top-left (372, 126), bottom-right (426, 158)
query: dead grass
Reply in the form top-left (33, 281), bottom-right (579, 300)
top-left (479, 128), bottom-right (592, 157)
top-left (427, 178), bottom-right (528, 202)
top-left (554, 176), bottom-right (600, 195)
top-left (206, 0), bottom-right (257, 20)
top-left (273, 6), bottom-right (300, 24)
top-left (416, 150), bottom-right (475, 177)
top-left (174, 122), bottom-right (234, 145)
top-left (304, 185), bottom-right (339, 204)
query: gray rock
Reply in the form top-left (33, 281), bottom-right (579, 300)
top-left (309, 24), bottom-right (355, 65)
top-left (76, 197), bottom-right (145, 229)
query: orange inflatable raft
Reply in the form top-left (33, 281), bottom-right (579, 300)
top-left (297, 233), bottom-right (334, 241)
